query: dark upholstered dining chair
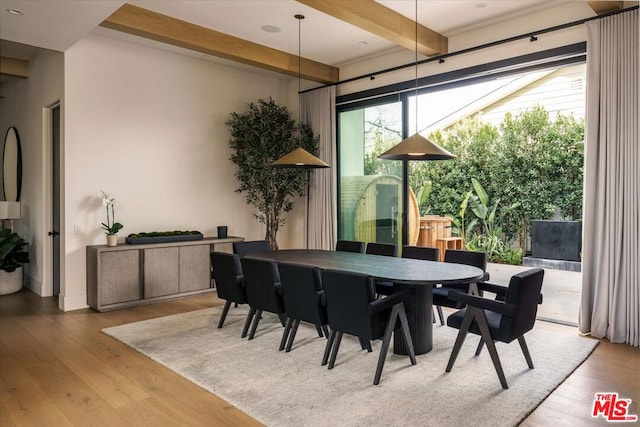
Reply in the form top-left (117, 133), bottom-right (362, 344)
top-left (277, 262), bottom-right (329, 352)
top-left (335, 240), bottom-right (365, 253)
top-left (445, 268), bottom-right (544, 389)
top-left (240, 257), bottom-right (286, 340)
top-left (366, 243), bottom-right (399, 299)
top-left (375, 245), bottom-right (439, 296)
top-left (432, 249), bottom-right (488, 325)
top-left (210, 251), bottom-right (249, 330)
top-left (401, 245), bottom-right (439, 262)
top-left (233, 240), bottom-right (269, 257)
top-left (365, 242), bottom-right (398, 257)
top-left (320, 269), bottom-right (416, 385)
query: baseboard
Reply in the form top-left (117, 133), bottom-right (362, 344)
top-left (60, 294), bottom-right (89, 312)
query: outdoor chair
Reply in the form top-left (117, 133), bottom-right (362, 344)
top-left (321, 269), bottom-right (416, 385)
top-left (445, 268), bottom-right (544, 389)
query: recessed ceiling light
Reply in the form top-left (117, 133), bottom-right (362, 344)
top-left (7, 8), bottom-right (24, 15)
top-left (261, 25), bottom-right (281, 33)
top-left (476, 3), bottom-right (487, 8)
top-left (358, 41), bottom-right (368, 46)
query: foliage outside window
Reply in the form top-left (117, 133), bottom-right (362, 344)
top-left (366, 105), bottom-right (584, 261)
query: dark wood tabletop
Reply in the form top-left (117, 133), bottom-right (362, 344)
top-left (245, 249), bottom-right (485, 285)
top-left (245, 249), bottom-right (485, 355)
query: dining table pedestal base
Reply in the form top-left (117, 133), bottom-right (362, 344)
top-left (393, 284), bottom-right (433, 355)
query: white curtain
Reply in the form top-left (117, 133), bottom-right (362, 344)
top-left (579, 9), bottom-right (639, 347)
top-left (301, 86), bottom-right (337, 250)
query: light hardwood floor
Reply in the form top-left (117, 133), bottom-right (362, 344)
top-left (1, 290), bottom-right (638, 426)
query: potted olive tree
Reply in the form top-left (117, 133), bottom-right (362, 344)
top-left (0, 228), bottom-right (30, 295)
top-left (226, 98), bottom-right (319, 250)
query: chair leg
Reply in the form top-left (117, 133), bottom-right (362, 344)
top-left (475, 338), bottom-right (485, 356)
top-left (241, 307), bottom-right (256, 338)
top-left (397, 303), bottom-right (417, 365)
top-left (279, 317), bottom-right (293, 351)
top-left (322, 325), bottom-right (330, 339)
top-left (374, 304), bottom-right (399, 385)
top-left (217, 300), bottom-right (232, 329)
top-left (437, 305), bottom-right (445, 325)
top-left (445, 309), bottom-right (474, 372)
top-left (359, 337), bottom-right (372, 352)
top-left (248, 309), bottom-right (262, 340)
top-left (432, 309), bottom-right (436, 323)
top-left (322, 330), bottom-right (336, 366)
top-left (285, 319), bottom-right (300, 352)
top-left (315, 324), bottom-right (324, 337)
top-left (328, 332), bottom-right (343, 369)
top-left (278, 313), bottom-right (287, 327)
top-left (518, 336), bottom-right (534, 369)
top-left (473, 307), bottom-right (508, 389)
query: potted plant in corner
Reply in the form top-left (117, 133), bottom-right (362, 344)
top-left (226, 98), bottom-right (319, 250)
top-left (0, 228), bottom-right (30, 295)
top-left (100, 191), bottom-right (123, 246)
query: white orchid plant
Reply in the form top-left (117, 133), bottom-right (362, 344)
top-left (100, 191), bottom-right (123, 235)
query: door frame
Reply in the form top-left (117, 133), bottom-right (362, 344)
top-left (42, 100), bottom-right (62, 298)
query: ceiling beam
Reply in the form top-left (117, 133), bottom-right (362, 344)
top-left (587, 1), bottom-right (624, 14)
top-left (100, 4), bottom-right (338, 84)
top-left (296, 0), bottom-right (448, 56)
top-left (0, 56), bottom-right (29, 79)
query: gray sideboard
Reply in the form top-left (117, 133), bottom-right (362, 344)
top-left (87, 236), bottom-right (243, 312)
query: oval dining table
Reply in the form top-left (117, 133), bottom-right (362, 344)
top-left (245, 249), bottom-right (485, 355)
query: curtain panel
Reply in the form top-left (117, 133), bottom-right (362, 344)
top-left (301, 86), bottom-right (337, 250)
top-left (579, 9), bottom-right (638, 346)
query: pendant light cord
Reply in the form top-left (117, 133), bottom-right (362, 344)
top-left (414, 0), bottom-right (418, 134)
top-left (296, 14), bottom-right (304, 146)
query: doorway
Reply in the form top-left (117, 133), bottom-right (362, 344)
top-left (49, 103), bottom-right (61, 296)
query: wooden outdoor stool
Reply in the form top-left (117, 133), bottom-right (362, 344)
top-left (436, 237), bottom-right (463, 262)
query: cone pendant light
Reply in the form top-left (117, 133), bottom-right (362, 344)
top-left (378, 1), bottom-right (455, 162)
top-left (378, 133), bottom-right (454, 160)
top-left (271, 147), bottom-right (329, 168)
top-left (270, 14), bottom-right (330, 249)
top-left (377, 0), bottom-right (454, 246)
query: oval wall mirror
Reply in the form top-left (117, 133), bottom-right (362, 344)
top-left (3, 127), bottom-right (23, 202)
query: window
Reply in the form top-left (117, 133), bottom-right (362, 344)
top-left (337, 44), bottom-right (586, 249)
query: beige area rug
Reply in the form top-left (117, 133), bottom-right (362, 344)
top-left (103, 305), bottom-right (598, 427)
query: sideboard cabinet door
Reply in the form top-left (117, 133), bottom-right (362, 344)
top-left (179, 245), bottom-right (211, 292)
top-left (144, 247), bottom-right (180, 298)
top-left (100, 250), bottom-right (142, 305)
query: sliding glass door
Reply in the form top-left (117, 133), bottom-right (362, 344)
top-left (338, 100), bottom-right (404, 246)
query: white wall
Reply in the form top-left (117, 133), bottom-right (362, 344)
top-left (61, 33), bottom-right (298, 311)
top-left (0, 48), bottom-right (64, 297)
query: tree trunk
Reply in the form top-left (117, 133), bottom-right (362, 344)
top-left (265, 211), bottom-right (279, 250)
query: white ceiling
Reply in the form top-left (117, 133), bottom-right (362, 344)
top-left (0, 0), bottom-right (599, 67)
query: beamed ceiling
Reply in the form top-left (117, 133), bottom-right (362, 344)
top-left (0, 0), bottom-right (632, 88)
